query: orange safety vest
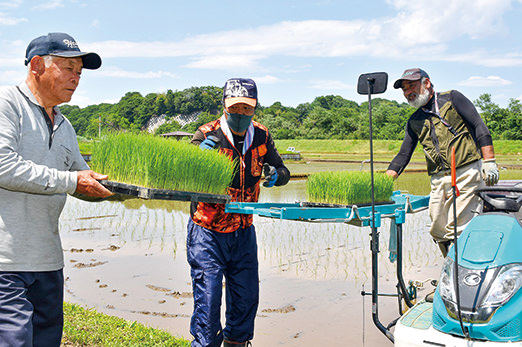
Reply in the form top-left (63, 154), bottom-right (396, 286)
top-left (191, 118), bottom-right (272, 233)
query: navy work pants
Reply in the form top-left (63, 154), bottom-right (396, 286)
top-left (187, 219), bottom-right (259, 347)
top-left (0, 270), bottom-right (64, 347)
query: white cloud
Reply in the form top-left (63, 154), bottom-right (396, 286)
top-left (0, 69), bottom-right (24, 84)
top-left (252, 75), bottom-right (281, 84)
top-left (0, 12), bottom-right (27, 25)
top-left (97, 66), bottom-right (178, 79)
top-left (68, 93), bottom-right (94, 108)
top-left (68, 91), bottom-right (119, 108)
top-left (91, 19), bottom-right (100, 28)
top-left (84, 1), bottom-right (519, 70)
top-left (385, 0), bottom-right (511, 41)
top-left (441, 51), bottom-right (522, 67)
top-left (0, 57), bottom-right (23, 68)
top-left (458, 76), bottom-right (512, 87)
top-left (308, 79), bottom-right (352, 90)
top-left (32, 0), bottom-right (64, 10)
top-left (0, 0), bottom-right (22, 9)
top-left (184, 55), bottom-right (263, 70)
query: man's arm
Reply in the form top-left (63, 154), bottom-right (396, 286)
top-left (452, 90), bottom-right (498, 185)
top-left (480, 144), bottom-right (495, 160)
top-left (0, 100), bottom-right (77, 194)
top-left (0, 98), bottom-right (111, 198)
top-left (386, 122), bottom-right (418, 178)
top-left (452, 90), bottom-right (493, 149)
top-left (190, 129), bottom-right (206, 146)
top-left (263, 132), bottom-right (290, 186)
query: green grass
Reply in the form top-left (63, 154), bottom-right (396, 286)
top-left (78, 140), bottom-right (93, 155)
top-left (81, 138), bottom-right (522, 158)
top-left (274, 139), bottom-right (522, 156)
top-left (90, 133), bottom-right (235, 194)
top-left (62, 302), bottom-right (190, 347)
top-left (306, 171), bottom-right (394, 204)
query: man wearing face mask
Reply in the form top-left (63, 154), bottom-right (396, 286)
top-left (386, 68), bottom-right (498, 257)
top-left (187, 78), bottom-right (290, 347)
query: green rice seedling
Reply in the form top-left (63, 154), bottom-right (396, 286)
top-left (90, 132), bottom-right (236, 195)
top-left (306, 171), bottom-right (394, 205)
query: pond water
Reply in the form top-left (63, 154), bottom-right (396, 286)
top-left (60, 179), bottom-right (443, 346)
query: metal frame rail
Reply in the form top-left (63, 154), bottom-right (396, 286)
top-left (225, 191), bottom-right (428, 225)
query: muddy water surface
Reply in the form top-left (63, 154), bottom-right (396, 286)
top-left (60, 180), bottom-right (443, 346)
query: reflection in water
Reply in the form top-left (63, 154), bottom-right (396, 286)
top-left (59, 180), bottom-right (441, 346)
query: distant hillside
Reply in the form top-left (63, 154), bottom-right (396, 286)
top-left (60, 87), bottom-right (522, 140)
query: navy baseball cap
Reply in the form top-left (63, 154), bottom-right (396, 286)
top-left (393, 68), bottom-right (430, 89)
top-left (24, 32), bottom-right (102, 70)
top-left (223, 78), bottom-right (258, 108)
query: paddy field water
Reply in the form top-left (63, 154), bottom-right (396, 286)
top-left (60, 165), bottom-right (446, 346)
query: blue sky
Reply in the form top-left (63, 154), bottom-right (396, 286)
top-left (1, 0), bottom-right (522, 110)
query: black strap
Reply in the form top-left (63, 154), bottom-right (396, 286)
top-left (427, 117), bottom-right (446, 170)
top-left (422, 93), bottom-right (459, 136)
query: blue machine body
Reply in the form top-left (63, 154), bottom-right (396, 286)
top-left (433, 208), bottom-right (522, 341)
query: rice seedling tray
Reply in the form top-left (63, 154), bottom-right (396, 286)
top-left (225, 191), bottom-right (429, 226)
top-left (100, 180), bottom-right (231, 204)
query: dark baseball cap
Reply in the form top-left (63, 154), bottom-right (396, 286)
top-left (393, 68), bottom-right (430, 89)
top-left (223, 78), bottom-right (258, 108)
top-left (24, 32), bottom-right (102, 70)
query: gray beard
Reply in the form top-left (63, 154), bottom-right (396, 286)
top-left (408, 87), bottom-right (431, 108)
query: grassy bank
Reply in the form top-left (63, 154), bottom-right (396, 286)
top-left (80, 137), bottom-right (522, 166)
top-left (62, 302), bottom-right (190, 347)
top-left (274, 139), bottom-right (522, 155)
top-left (275, 139), bottom-right (522, 165)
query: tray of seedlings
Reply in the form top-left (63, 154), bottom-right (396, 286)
top-left (304, 171), bottom-right (394, 206)
top-left (226, 171), bottom-right (429, 225)
top-left (99, 180), bottom-right (231, 204)
top-left (90, 133), bottom-right (234, 204)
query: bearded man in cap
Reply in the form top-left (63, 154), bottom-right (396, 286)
top-left (0, 32), bottom-right (112, 346)
top-left (386, 68), bottom-right (498, 257)
top-left (187, 78), bottom-right (290, 347)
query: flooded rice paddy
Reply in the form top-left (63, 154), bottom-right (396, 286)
top-left (60, 176), bottom-right (443, 346)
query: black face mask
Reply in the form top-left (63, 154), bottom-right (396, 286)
top-left (225, 110), bottom-right (253, 133)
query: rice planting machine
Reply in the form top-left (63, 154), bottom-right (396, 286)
top-left (228, 71), bottom-right (522, 346)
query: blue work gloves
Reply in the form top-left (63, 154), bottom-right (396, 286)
top-left (482, 158), bottom-right (499, 186)
top-left (199, 135), bottom-right (220, 150)
top-left (263, 163), bottom-right (278, 188)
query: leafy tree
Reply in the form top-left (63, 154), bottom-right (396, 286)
top-left (134, 93), bottom-right (158, 128)
top-left (117, 92), bottom-right (144, 125)
top-left (501, 98), bottom-right (522, 140)
top-left (60, 86), bottom-right (520, 141)
top-left (330, 107), bottom-right (359, 139)
top-left (302, 107), bottom-right (335, 139)
top-left (155, 94), bottom-right (168, 116)
top-left (311, 95), bottom-right (358, 110)
top-left (154, 120), bottom-right (182, 135)
top-left (474, 93), bottom-right (501, 136)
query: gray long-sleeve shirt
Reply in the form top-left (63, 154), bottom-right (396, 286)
top-left (0, 82), bottom-right (88, 271)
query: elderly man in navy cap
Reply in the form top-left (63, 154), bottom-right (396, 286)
top-left (0, 33), bottom-right (112, 346)
top-left (386, 68), bottom-right (498, 257)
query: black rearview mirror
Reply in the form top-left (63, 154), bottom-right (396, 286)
top-left (357, 72), bottom-right (388, 95)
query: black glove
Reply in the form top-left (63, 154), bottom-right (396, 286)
top-left (263, 163), bottom-right (278, 188)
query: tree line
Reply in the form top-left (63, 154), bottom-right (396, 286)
top-left (60, 86), bottom-right (522, 141)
